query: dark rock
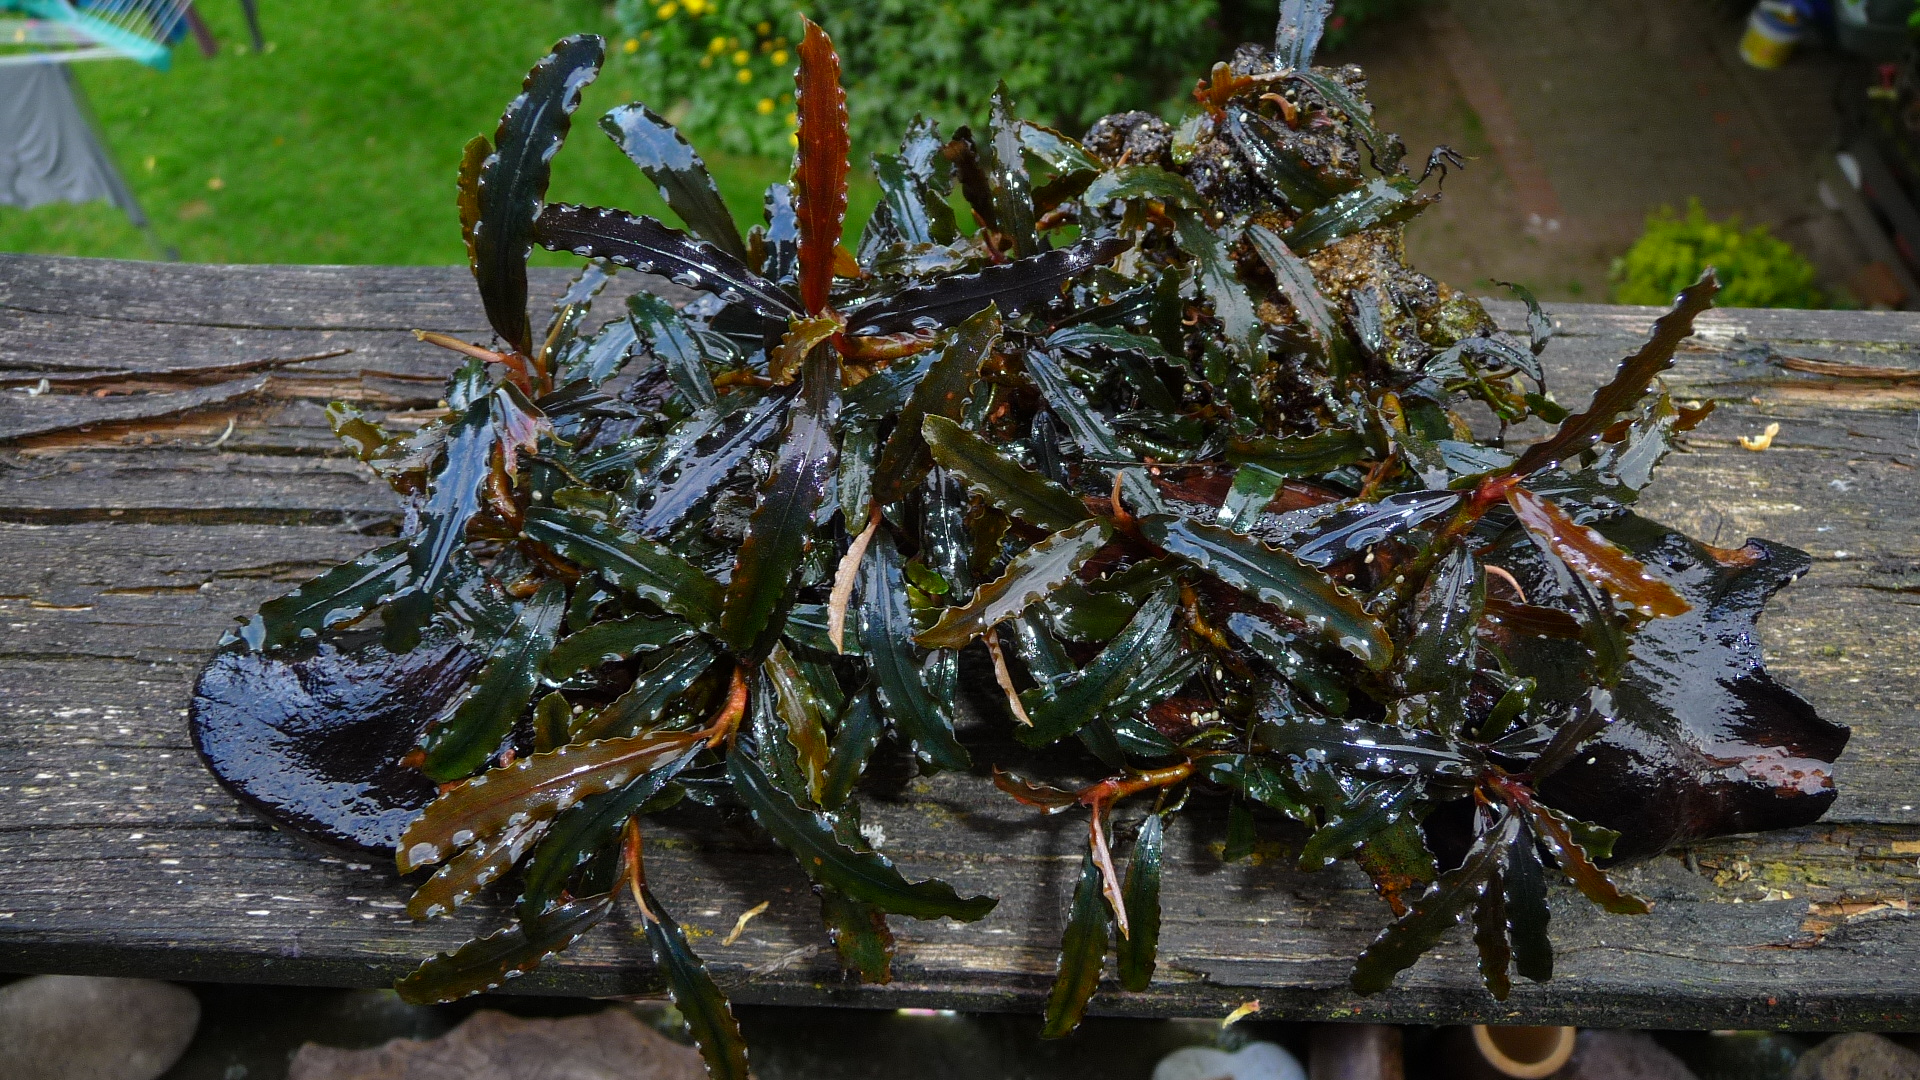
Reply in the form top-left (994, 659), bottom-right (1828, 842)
top-left (1789, 1034), bottom-right (1920, 1080)
top-left (1561, 1030), bottom-right (1698, 1080)
top-left (0, 975), bottom-right (199, 1080)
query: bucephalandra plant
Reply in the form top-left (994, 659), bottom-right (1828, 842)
top-left (189, 1), bottom-right (1848, 1073)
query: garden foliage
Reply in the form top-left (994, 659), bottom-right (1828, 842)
top-left (1612, 199), bottom-right (1824, 309)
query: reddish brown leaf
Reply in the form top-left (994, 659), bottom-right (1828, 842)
top-left (794, 17), bottom-right (850, 315)
top-left (992, 767), bottom-right (1079, 813)
top-left (1506, 487), bottom-right (1690, 618)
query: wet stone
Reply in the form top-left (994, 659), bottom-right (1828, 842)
top-left (0, 975), bottom-right (200, 1080)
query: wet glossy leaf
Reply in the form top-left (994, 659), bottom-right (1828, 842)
top-left (861, 532), bottom-right (970, 770)
top-left (535, 203), bottom-right (799, 319)
top-left (985, 86), bottom-right (1039, 259)
top-left (1227, 107), bottom-right (1356, 213)
top-left (765, 642), bottom-right (832, 804)
top-left (730, 753), bottom-right (995, 920)
top-left (1228, 428), bottom-right (1369, 480)
top-left (639, 884), bottom-right (752, 1080)
top-left (1024, 348), bottom-right (1164, 515)
top-left (1350, 809), bottom-right (1516, 995)
top-left (573, 638), bottom-right (720, 743)
top-left (1506, 487), bottom-right (1688, 618)
top-left (545, 613), bottom-right (693, 681)
top-left (793, 17), bottom-right (850, 313)
top-left (922, 415), bottom-right (1087, 531)
top-left (918, 520), bottom-right (1110, 649)
top-left (634, 392), bottom-right (791, 538)
top-left (421, 579), bottom-right (567, 781)
top-left (1083, 165), bottom-right (1202, 208)
top-left (246, 541), bottom-right (409, 651)
top-left (721, 342), bottom-right (840, 658)
top-left (1505, 827), bottom-right (1553, 982)
top-left (820, 885), bottom-right (896, 983)
top-left (1018, 120), bottom-right (1102, 176)
top-left (1283, 178), bottom-right (1432, 255)
top-left (1173, 209), bottom-right (1265, 371)
top-left (517, 747), bottom-right (697, 920)
top-left (843, 236), bottom-right (1129, 336)
top-left (1116, 813), bottom-right (1163, 991)
top-left (1041, 847), bottom-right (1110, 1039)
top-left (395, 893), bottom-right (613, 1004)
top-left (397, 727), bottom-right (705, 873)
top-left (1295, 70), bottom-right (1399, 171)
top-left (1142, 516), bottom-right (1390, 669)
top-left (383, 378), bottom-right (495, 652)
top-left (1284, 490), bottom-right (1460, 569)
top-left (820, 692), bottom-right (884, 810)
top-left (1298, 777), bottom-right (1421, 870)
top-left (523, 507), bottom-right (725, 632)
top-left (1224, 612), bottom-right (1349, 714)
top-left (1276, 0), bottom-right (1335, 69)
top-left (1473, 865), bottom-right (1513, 1000)
top-left (872, 151), bottom-right (950, 248)
top-left (1260, 715), bottom-right (1473, 779)
top-left (628, 292), bottom-right (716, 408)
top-left (870, 305), bottom-right (999, 509)
top-left (601, 103), bottom-right (746, 262)
top-left (1519, 799), bottom-right (1650, 915)
top-left (408, 816), bottom-right (550, 921)
top-left (1247, 225), bottom-right (1354, 370)
top-left (1021, 584), bottom-right (1186, 746)
top-left (1510, 270), bottom-right (1717, 476)
top-left (470, 36), bottom-right (603, 355)
top-left (562, 312), bottom-right (639, 386)
top-left (1402, 546), bottom-right (1483, 700)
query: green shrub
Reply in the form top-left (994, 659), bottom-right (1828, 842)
top-left (612, 0), bottom-right (1219, 156)
top-left (1611, 199), bottom-right (1824, 309)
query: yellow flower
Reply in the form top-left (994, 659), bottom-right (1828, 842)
top-left (757, 97), bottom-right (776, 114)
top-left (683, 0), bottom-right (707, 13)
top-left (699, 54), bottom-right (713, 68)
top-left (771, 49), bottom-right (788, 64)
top-left (786, 111), bottom-right (798, 126)
top-left (655, 2), bottom-right (676, 18)
top-left (623, 37), bottom-right (640, 53)
top-left (708, 35), bottom-right (726, 52)
top-left (731, 49), bottom-right (749, 66)
top-left (756, 21), bottom-right (772, 34)
top-left (759, 39), bottom-right (772, 53)
top-left (736, 67), bottom-right (753, 83)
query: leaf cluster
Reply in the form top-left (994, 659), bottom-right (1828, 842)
top-left (217, 6), bottom-right (1804, 1071)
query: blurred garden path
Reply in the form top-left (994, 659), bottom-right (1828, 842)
top-left (1334, 0), bottom-right (1876, 304)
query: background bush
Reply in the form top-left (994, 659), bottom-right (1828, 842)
top-left (1610, 199), bottom-right (1825, 309)
top-left (613, 0), bottom-right (1426, 157)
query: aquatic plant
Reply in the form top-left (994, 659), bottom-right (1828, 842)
top-left (191, 3), bottom-right (1845, 1073)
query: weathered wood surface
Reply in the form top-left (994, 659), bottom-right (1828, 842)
top-left (1, 254), bottom-right (1916, 1031)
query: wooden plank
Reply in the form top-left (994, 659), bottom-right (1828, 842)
top-left (0, 255), bottom-right (1916, 1030)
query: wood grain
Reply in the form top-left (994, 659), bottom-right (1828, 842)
top-left (1, 255), bottom-right (1916, 1029)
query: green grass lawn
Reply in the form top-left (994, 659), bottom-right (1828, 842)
top-left (0, 1), bottom-right (876, 266)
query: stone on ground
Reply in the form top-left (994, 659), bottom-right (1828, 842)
top-left (0, 975), bottom-right (200, 1080)
top-left (1790, 1034), bottom-right (1920, 1080)
top-left (1563, 1030), bottom-right (1699, 1080)
top-left (288, 1007), bottom-right (706, 1080)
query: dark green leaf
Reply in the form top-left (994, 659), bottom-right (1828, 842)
top-left (820, 885), bottom-right (896, 984)
top-left (1496, 279), bottom-right (1555, 356)
top-left (639, 884), bottom-right (752, 1080)
top-left (523, 506), bottom-right (725, 632)
top-left (1024, 348), bottom-right (1164, 515)
top-left (729, 753), bottom-right (997, 921)
top-left (545, 613), bottom-right (693, 681)
top-left (1172, 209), bottom-right (1265, 371)
top-left (1510, 270), bottom-right (1718, 476)
top-left (1223, 798), bottom-right (1257, 863)
top-left (383, 378), bottom-right (496, 652)
top-left (1295, 70), bottom-right (1400, 171)
top-left (844, 236), bottom-right (1129, 336)
top-left (765, 642), bottom-right (833, 804)
top-left (407, 816), bottom-right (550, 921)
top-left (471, 36), bottom-right (604, 355)
top-left (1402, 546), bottom-right (1484, 700)
top-left (1283, 178), bottom-right (1432, 255)
top-left (395, 893), bottom-right (613, 1004)
top-left (1116, 813), bottom-right (1163, 991)
top-left (1473, 866), bottom-right (1514, 1000)
top-left (1519, 799), bottom-right (1651, 915)
top-left (635, 392), bottom-right (791, 538)
top-left (1227, 107), bottom-right (1356, 213)
top-left (1284, 490), bottom-right (1461, 569)
top-left (842, 351), bottom-right (931, 424)
top-left (573, 638), bottom-right (720, 743)
top-left (246, 541), bottom-right (409, 651)
top-left (870, 305), bottom-right (999, 509)
top-left (517, 747), bottom-right (698, 920)
top-left (601, 103), bottom-right (747, 262)
top-left (560, 310), bottom-right (639, 386)
top-left (1350, 809), bottom-right (1517, 995)
top-left (721, 342), bottom-right (840, 658)
top-left (1259, 715), bottom-right (1474, 780)
top-left (532, 691), bottom-right (571, 753)
top-left (1083, 165), bottom-right (1202, 208)
top-left (1276, 0), bottom-right (1334, 69)
top-left (917, 520), bottom-right (1110, 649)
top-left (1298, 777), bottom-right (1421, 869)
top-left (1142, 515), bottom-right (1390, 669)
top-left (1505, 827), bottom-right (1553, 982)
top-left (985, 86), bottom-right (1039, 258)
top-left (861, 532), bottom-right (970, 770)
top-left (628, 292), bottom-right (716, 409)
top-left (1041, 847), bottom-right (1110, 1039)
top-left (872, 145), bottom-right (954, 246)
top-left (923, 415), bottom-right (1088, 531)
top-left (534, 203), bottom-right (800, 319)
top-left (1247, 225), bottom-right (1356, 371)
top-left (1021, 584), bottom-right (1185, 746)
top-left (421, 580), bottom-right (567, 781)
top-left (821, 692), bottom-right (885, 810)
